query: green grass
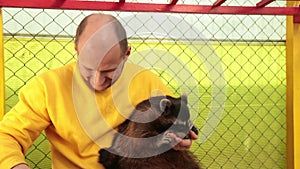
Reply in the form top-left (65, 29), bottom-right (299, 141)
top-left (4, 38), bottom-right (286, 169)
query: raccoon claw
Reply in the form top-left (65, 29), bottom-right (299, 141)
top-left (156, 131), bottom-right (175, 147)
top-left (162, 132), bottom-right (174, 144)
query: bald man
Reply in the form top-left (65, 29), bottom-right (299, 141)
top-left (0, 14), bottom-right (197, 169)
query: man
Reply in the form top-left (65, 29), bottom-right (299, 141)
top-left (0, 13), bottom-right (197, 169)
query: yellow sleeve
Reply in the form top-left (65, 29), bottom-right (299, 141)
top-left (0, 77), bottom-right (51, 168)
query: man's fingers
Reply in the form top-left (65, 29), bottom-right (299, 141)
top-left (173, 139), bottom-right (192, 150)
top-left (189, 130), bottom-right (199, 140)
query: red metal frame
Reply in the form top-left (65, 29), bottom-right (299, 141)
top-left (0, 0), bottom-right (299, 17)
top-left (256, 0), bottom-right (275, 7)
top-left (294, 15), bottom-right (300, 22)
top-left (213, 0), bottom-right (226, 7)
top-left (170, 0), bottom-right (178, 5)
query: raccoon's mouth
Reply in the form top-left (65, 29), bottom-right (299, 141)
top-left (156, 119), bottom-right (199, 148)
top-left (171, 119), bottom-right (193, 138)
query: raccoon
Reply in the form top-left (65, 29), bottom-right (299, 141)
top-left (99, 95), bottom-right (201, 169)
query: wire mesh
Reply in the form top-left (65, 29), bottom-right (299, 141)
top-left (3, 6), bottom-right (286, 169)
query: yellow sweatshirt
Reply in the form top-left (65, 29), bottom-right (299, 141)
top-left (0, 61), bottom-right (173, 169)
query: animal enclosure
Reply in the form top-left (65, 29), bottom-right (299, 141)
top-left (0, 0), bottom-right (299, 168)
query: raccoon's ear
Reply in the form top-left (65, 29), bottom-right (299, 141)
top-left (160, 98), bottom-right (172, 112)
top-left (182, 93), bottom-right (188, 103)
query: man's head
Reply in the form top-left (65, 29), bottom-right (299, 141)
top-left (75, 14), bottom-right (130, 91)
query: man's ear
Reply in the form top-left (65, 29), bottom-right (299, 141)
top-left (125, 46), bottom-right (131, 57)
top-left (74, 43), bottom-right (79, 54)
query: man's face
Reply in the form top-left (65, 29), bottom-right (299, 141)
top-left (78, 44), bottom-right (125, 91)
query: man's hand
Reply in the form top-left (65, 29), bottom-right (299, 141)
top-left (11, 164), bottom-right (30, 169)
top-left (167, 130), bottom-right (198, 151)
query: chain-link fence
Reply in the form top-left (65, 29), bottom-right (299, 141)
top-left (3, 1), bottom-right (286, 168)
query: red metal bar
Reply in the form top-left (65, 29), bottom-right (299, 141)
top-left (256, 0), bottom-right (274, 7)
top-left (170, 0), bottom-right (178, 5)
top-left (0, 0), bottom-right (299, 15)
top-left (213, 0), bottom-right (226, 7)
top-left (294, 15), bottom-right (300, 23)
top-left (119, 0), bottom-right (125, 3)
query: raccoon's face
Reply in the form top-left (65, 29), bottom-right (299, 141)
top-left (151, 94), bottom-right (193, 139)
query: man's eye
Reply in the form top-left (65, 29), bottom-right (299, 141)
top-left (82, 65), bottom-right (94, 72)
top-left (101, 69), bottom-right (116, 74)
top-left (85, 68), bottom-right (93, 71)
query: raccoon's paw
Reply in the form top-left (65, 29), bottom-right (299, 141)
top-left (155, 131), bottom-right (175, 148)
top-left (98, 148), bottom-right (117, 168)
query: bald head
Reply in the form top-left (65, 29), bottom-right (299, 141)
top-left (75, 13), bottom-right (128, 55)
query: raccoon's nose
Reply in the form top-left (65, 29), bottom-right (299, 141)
top-left (188, 120), bottom-right (199, 135)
